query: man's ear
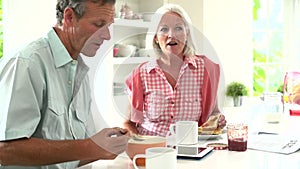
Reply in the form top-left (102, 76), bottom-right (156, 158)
top-left (63, 7), bottom-right (76, 26)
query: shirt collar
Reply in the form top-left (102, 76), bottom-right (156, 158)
top-left (184, 55), bottom-right (198, 69)
top-left (145, 55), bottom-right (198, 73)
top-left (77, 54), bottom-right (89, 73)
top-left (47, 28), bottom-right (73, 68)
top-left (145, 59), bottom-right (159, 73)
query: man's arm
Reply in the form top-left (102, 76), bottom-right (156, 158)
top-left (0, 128), bottom-right (129, 166)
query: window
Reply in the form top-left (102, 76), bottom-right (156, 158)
top-left (253, 0), bottom-right (300, 96)
top-left (253, 0), bottom-right (284, 96)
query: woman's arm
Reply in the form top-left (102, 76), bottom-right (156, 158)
top-left (211, 100), bottom-right (221, 116)
top-left (210, 101), bottom-right (226, 129)
top-left (122, 100), bottom-right (139, 135)
top-left (123, 120), bottom-right (139, 135)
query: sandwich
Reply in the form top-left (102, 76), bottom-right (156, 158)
top-left (198, 114), bottom-right (222, 135)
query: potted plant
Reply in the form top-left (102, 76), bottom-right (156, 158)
top-left (226, 81), bottom-right (248, 107)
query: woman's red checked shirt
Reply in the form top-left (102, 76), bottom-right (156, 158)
top-left (125, 55), bottom-right (220, 136)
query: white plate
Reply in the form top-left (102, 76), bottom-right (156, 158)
top-left (198, 134), bottom-right (222, 140)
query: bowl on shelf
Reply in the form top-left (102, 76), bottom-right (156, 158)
top-left (135, 48), bottom-right (149, 57)
top-left (118, 44), bottom-right (136, 57)
top-left (142, 12), bottom-right (154, 22)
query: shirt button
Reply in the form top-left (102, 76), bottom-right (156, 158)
top-left (72, 60), bottom-right (77, 64)
top-left (68, 80), bottom-right (72, 85)
top-left (171, 101), bottom-right (175, 104)
top-left (171, 115), bottom-right (174, 119)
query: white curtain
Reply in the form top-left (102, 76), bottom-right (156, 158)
top-left (284, 0), bottom-right (300, 71)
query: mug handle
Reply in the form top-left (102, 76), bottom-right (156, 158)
top-left (169, 124), bottom-right (176, 136)
top-left (133, 154), bottom-right (146, 169)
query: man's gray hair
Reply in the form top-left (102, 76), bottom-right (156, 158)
top-left (56, 0), bottom-right (116, 25)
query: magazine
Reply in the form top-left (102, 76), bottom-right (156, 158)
top-left (248, 135), bottom-right (300, 155)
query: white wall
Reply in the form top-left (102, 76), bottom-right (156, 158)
top-left (202, 0), bottom-right (253, 106)
top-left (3, 0), bottom-right (56, 54)
top-left (203, 0), bottom-right (253, 89)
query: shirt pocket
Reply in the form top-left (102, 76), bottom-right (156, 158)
top-left (144, 92), bottom-right (168, 121)
top-left (70, 94), bottom-right (91, 139)
top-left (74, 103), bottom-right (87, 123)
top-left (70, 107), bottom-right (87, 139)
top-left (48, 100), bottom-right (65, 116)
top-left (45, 100), bottom-right (71, 140)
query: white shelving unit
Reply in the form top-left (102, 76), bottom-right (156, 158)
top-left (113, 18), bottom-right (151, 28)
top-left (112, 18), bottom-right (151, 83)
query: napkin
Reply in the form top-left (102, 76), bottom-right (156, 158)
top-left (198, 114), bottom-right (222, 135)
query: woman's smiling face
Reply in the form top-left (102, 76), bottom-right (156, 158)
top-left (155, 12), bottom-right (188, 57)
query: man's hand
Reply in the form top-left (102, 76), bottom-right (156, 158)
top-left (90, 127), bottom-right (129, 159)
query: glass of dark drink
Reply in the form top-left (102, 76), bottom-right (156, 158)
top-left (227, 123), bottom-right (248, 151)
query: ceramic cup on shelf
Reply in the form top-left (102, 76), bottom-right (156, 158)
top-left (113, 47), bottom-right (119, 57)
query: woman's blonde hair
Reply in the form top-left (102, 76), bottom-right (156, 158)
top-left (146, 4), bottom-right (195, 57)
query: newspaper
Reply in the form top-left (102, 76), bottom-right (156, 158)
top-left (248, 135), bottom-right (300, 154)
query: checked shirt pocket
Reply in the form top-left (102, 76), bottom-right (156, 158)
top-left (145, 92), bottom-right (168, 121)
top-left (181, 95), bottom-right (201, 120)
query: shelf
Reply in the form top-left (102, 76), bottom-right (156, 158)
top-left (113, 56), bottom-right (153, 65)
top-left (114, 18), bottom-right (151, 29)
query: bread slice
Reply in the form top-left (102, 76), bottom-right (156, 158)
top-left (198, 114), bottom-right (222, 135)
top-left (198, 126), bottom-right (222, 135)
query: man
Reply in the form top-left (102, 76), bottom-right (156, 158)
top-left (0, 0), bottom-right (129, 168)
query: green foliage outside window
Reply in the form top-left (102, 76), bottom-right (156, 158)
top-left (252, 0), bottom-right (284, 96)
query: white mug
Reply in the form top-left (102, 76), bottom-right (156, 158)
top-left (133, 147), bottom-right (177, 169)
top-left (169, 121), bottom-right (198, 145)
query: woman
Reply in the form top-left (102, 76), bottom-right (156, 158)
top-left (124, 4), bottom-right (226, 136)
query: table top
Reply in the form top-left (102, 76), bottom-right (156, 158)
top-left (78, 149), bottom-right (300, 169)
top-left (78, 107), bottom-right (300, 169)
